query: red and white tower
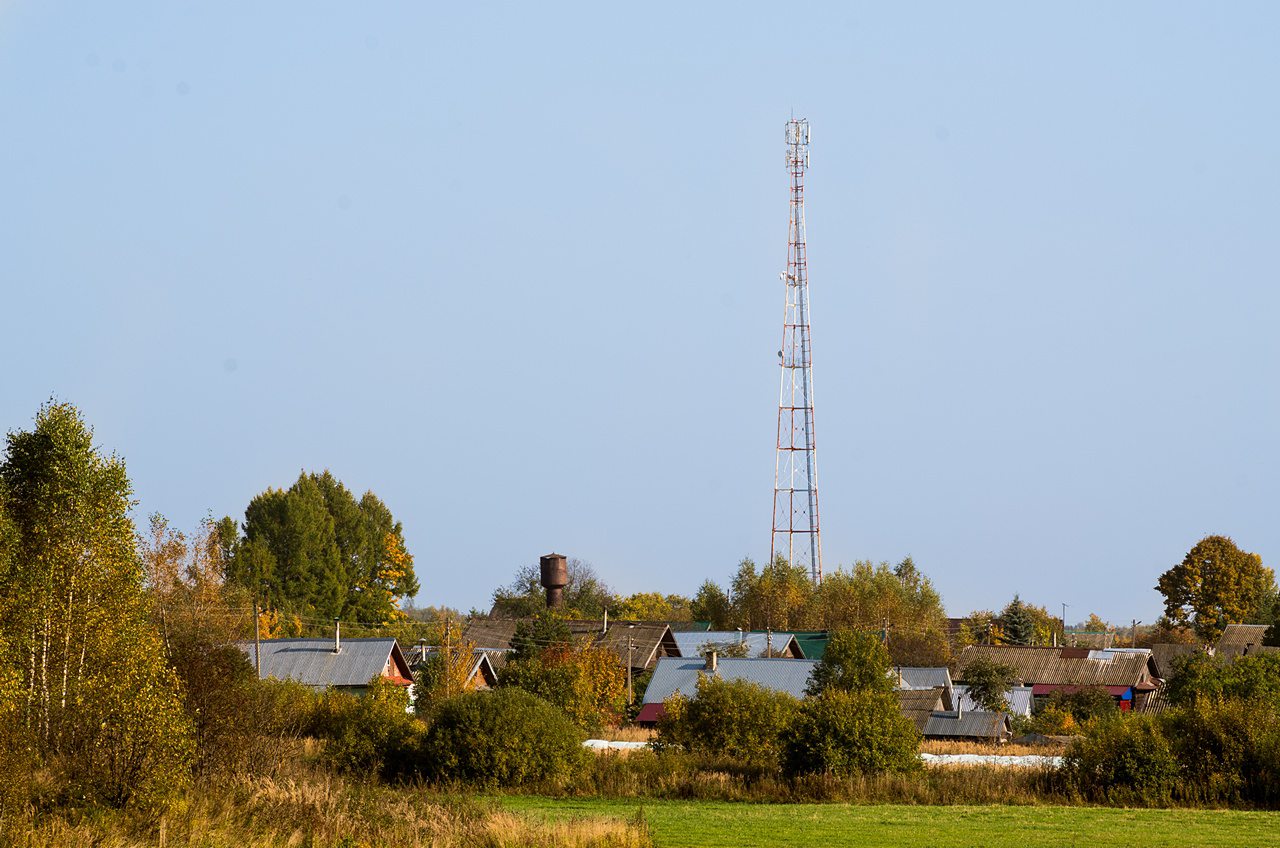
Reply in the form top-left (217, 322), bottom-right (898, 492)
top-left (771, 118), bottom-right (823, 584)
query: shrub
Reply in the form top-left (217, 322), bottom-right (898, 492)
top-left (1164, 696), bottom-right (1280, 804)
top-left (959, 657), bottom-right (1017, 712)
top-left (653, 675), bottom-right (798, 766)
top-left (1166, 651), bottom-right (1280, 708)
top-left (499, 645), bottom-right (627, 732)
top-left (806, 631), bottom-right (893, 696)
top-left (1044, 686), bottom-right (1117, 723)
top-left (418, 688), bottom-right (585, 787)
top-left (1061, 714), bottom-right (1177, 804)
top-left (782, 689), bottom-right (920, 777)
top-left (311, 678), bottom-right (419, 777)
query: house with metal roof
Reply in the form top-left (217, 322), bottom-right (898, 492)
top-left (892, 666), bottom-right (953, 691)
top-left (236, 637), bottom-right (413, 695)
top-left (404, 645), bottom-right (498, 690)
top-left (923, 709), bottom-right (1012, 743)
top-left (955, 645), bottom-right (1159, 711)
top-left (952, 684), bottom-right (1034, 717)
top-left (1149, 643), bottom-right (1203, 679)
top-left (635, 655), bottom-right (818, 724)
top-left (896, 687), bottom-right (947, 732)
top-left (670, 630), bottom-right (805, 659)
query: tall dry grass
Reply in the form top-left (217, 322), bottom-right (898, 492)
top-left (552, 750), bottom-right (1060, 806)
top-left (0, 773), bottom-right (651, 848)
top-left (919, 740), bottom-right (1069, 757)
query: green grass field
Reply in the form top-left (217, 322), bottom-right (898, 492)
top-left (503, 796), bottom-right (1280, 848)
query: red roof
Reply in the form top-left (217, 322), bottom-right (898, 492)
top-left (1031, 684), bottom-right (1132, 697)
top-left (635, 703), bottom-right (666, 724)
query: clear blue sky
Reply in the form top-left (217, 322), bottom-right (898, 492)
top-left (3, 3), bottom-right (1277, 624)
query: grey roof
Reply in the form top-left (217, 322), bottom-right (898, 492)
top-left (923, 710), bottom-right (1011, 741)
top-left (897, 688), bottom-right (946, 732)
top-left (953, 684), bottom-right (1034, 717)
top-left (892, 666), bottom-right (953, 691)
top-left (1149, 643), bottom-right (1202, 678)
top-left (1217, 624), bottom-right (1270, 658)
top-left (671, 630), bottom-right (803, 658)
top-left (956, 645), bottom-right (1159, 690)
top-left (461, 619), bottom-right (678, 669)
top-left (641, 656), bottom-right (818, 705)
top-left (236, 638), bottom-right (411, 689)
top-left (404, 645), bottom-right (498, 687)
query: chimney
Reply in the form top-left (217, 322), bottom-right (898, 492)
top-left (956, 693), bottom-right (963, 719)
top-left (333, 618), bottom-right (341, 654)
top-left (539, 553), bottom-right (569, 609)
top-left (705, 650), bottom-right (717, 673)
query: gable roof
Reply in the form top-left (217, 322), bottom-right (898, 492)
top-left (955, 645), bottom-right (1158, 690)
top-left (953, 684), bottom-right (1034, 717)
top-left (1217, 624), bottom-right (1270, 658)
top-left (670, 630), bottom-right (804, 659)
top-left (896, 687), bottom-right (945, 732)
top-left (641, 656), bottom-right (818, 705)
top-left (1149, 643), bottom-right (1202, 679)
top-left (237, 638), bottom-right (412, 689)
top-left (893, 666), bottom-right (953, 691)
top-left (461, 619), bottom-right (678, 669)
top-left (923, 709), bottom-right (1011, 741)
top-left (404, 645), bottom-right (499, 688)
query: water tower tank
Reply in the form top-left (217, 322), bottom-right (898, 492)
top-left (539, 553), bottom-right (569, 609)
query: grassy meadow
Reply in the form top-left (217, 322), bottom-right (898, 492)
top-left (504, 796), bottom-right (1280, 848)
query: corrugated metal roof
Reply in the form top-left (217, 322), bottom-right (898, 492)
top-left (896, 688), bottom-right (945, 732)
top-left (671, 631), bottom-right (803, 658)
top-left (923, 710), bottom-right (1011, 740)
top-left (953, 684), bottom-right (1033, 717)
top-left (956, 645), bottom-right (1158, 689)
top-left (641, 656), bottom-right (818, 705)
top-left (1217, 624), bottom-right (1270, 657)
top-left (893, 666), bottom-right (953, 690)
top-left (236, 638), bottom-right (410, 689)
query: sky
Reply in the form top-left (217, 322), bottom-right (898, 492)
top-left (2, 3), bottom-right (1277, 624)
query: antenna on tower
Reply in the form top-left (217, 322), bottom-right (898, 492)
top-left (771, 117), bottom-right (824, 585)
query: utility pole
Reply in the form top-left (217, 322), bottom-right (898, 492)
top-left (444, 619), bottom-right (453, 699)
top-left (1061, 603), bottom-right (1069, 647)
top-left (253, 599), bottom-right (262, 680)
top-left (1132, 619), bottom-right (1140, 648)
top-left (627, 630), bottom-right (635, 706)
top-left (771, 117), bottom-right (824, 585)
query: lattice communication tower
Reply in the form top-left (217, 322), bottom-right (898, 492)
top-left (770, 118), bottom-right (823, 584)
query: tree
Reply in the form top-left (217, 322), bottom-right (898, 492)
top-left (730, 555), bottom-right (812, 629)
top-left (654, 675), bottom-right (798, 766)
top-left (509, 610), bottom-right (572, 662)
top-left (498, 643), bottom-right (627, 732)
top-left (226, 470), bottom-right (419, 621)
top-left (0, 402), bottom-right (193, 804)
top-left (782, 688), bottom-right (920, 777)
top-left (960, 657), bottom-right (1017, 712)
top-left (808, 557), bottom-right (950, 664)
top-left (1156, 535), bottom-right (1276, 642)
top-left (1000, 596), bottom-right (1037, 645)
top-left (690, 580), bottom-right (733, 629)
top-left (806, 630), bottom-right (894, 696)
top-left (490, 558), bottom-right (614, 619)
top-left (613, 592), bottom-right (693, 621)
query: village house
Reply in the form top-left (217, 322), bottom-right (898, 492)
top-left (670, 630), bottom-right (806, 659)
top-left (237, 636), bottom-right (414, 698)
top-left (404, 644), bottom-right (499, 691)
top-left (635, 653), bottom-right (818, 724)
top-left (462, 619), bottom-right (680, 672)
top-left (955, 644), bottom-right (1160, 711)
